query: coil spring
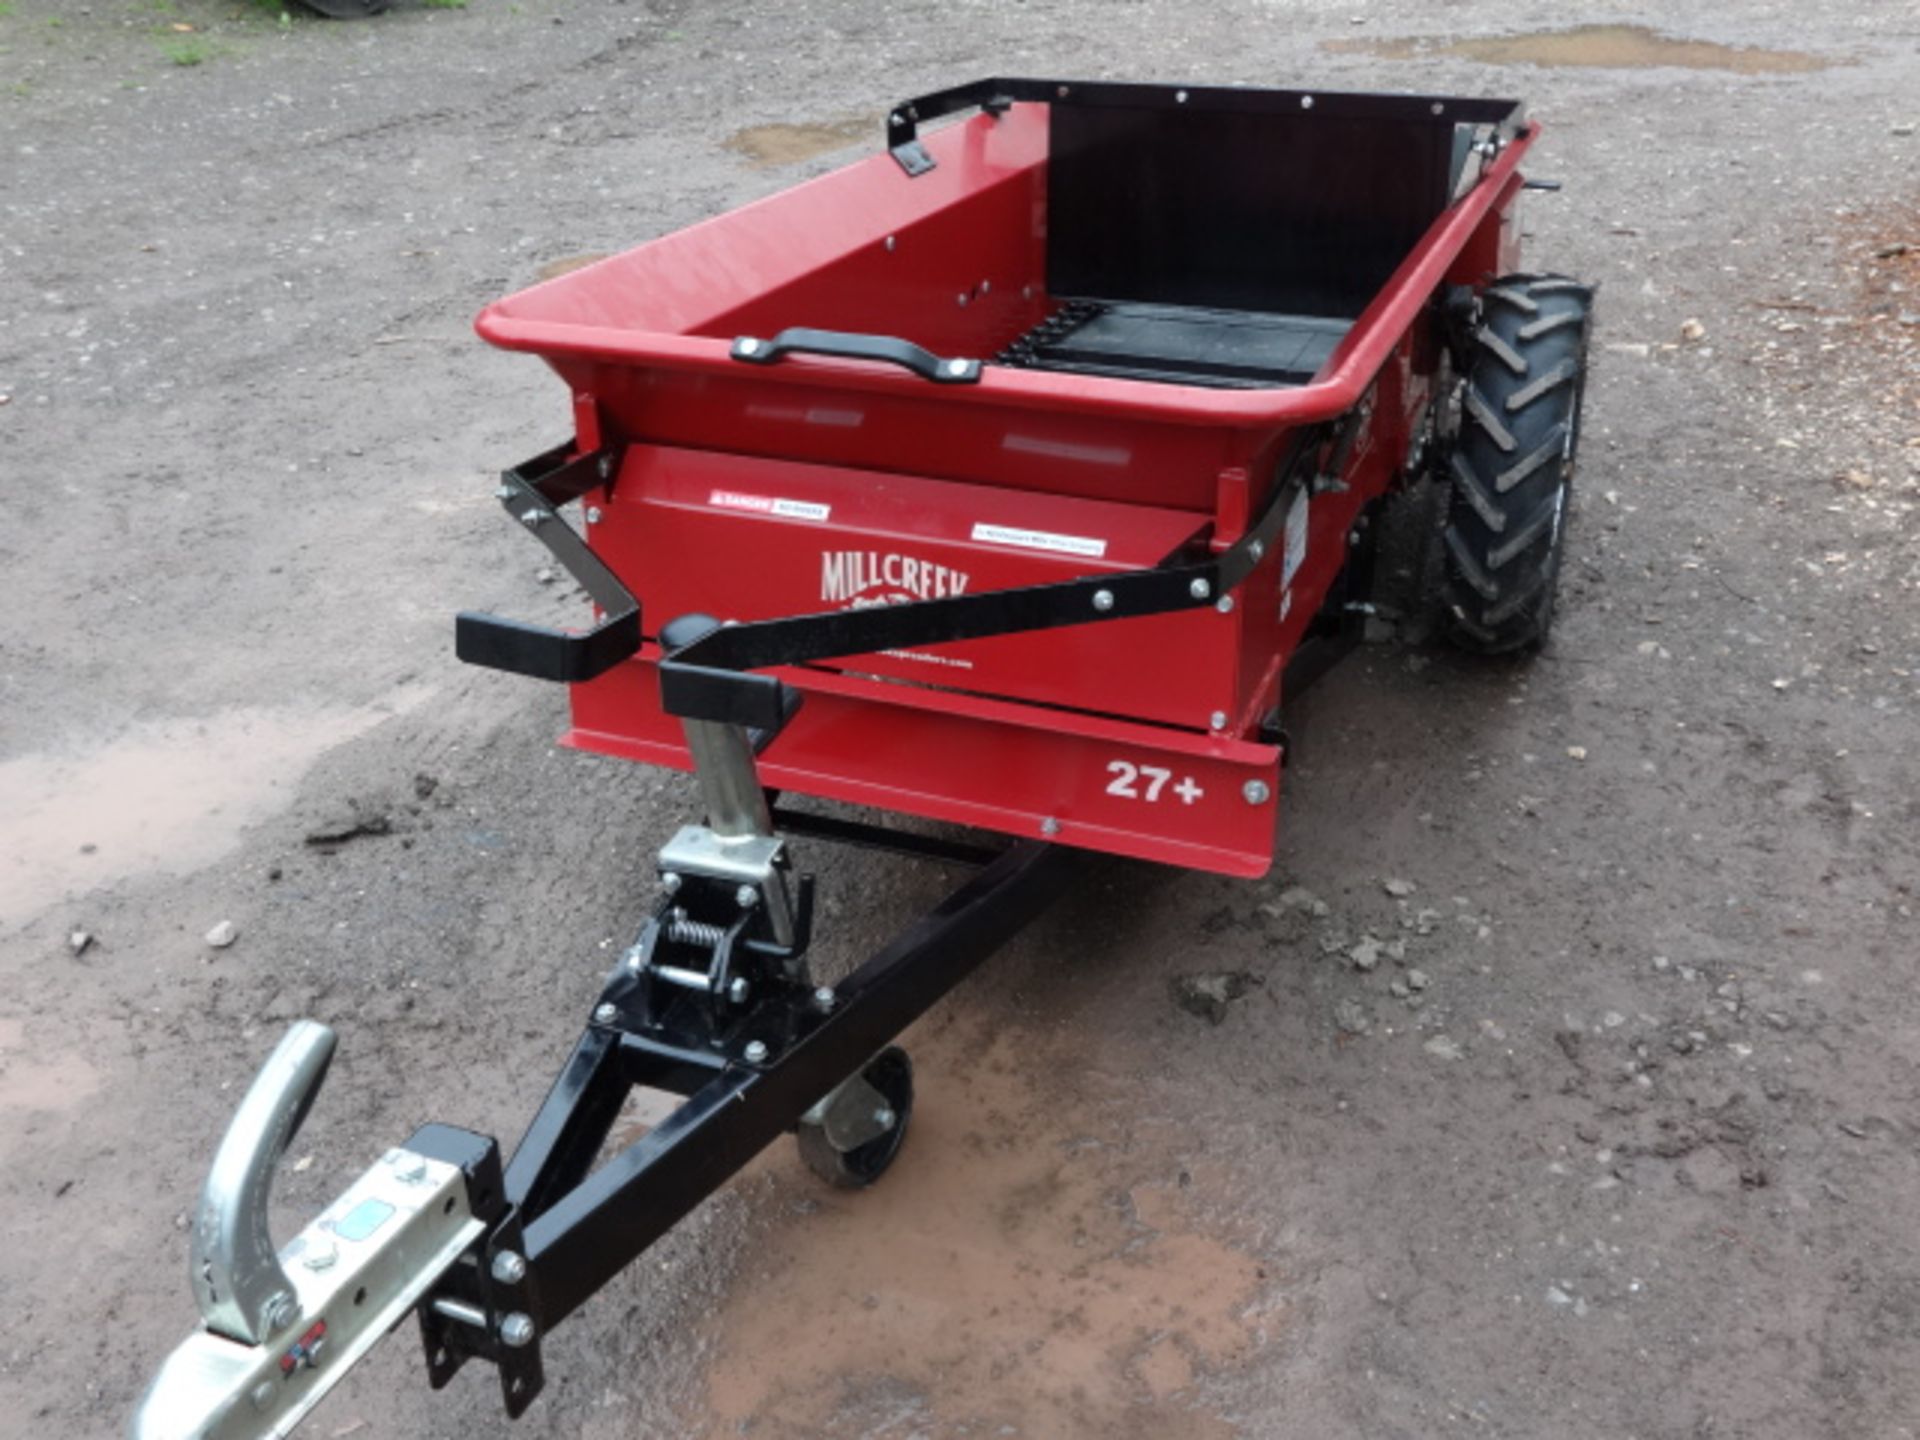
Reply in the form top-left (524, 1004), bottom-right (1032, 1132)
top-left (666, 915), bottom-right (727, 949)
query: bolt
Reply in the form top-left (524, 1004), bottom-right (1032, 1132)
top-left (947, 358), bottom-right (971, 377)
top-left (1210, 710), bottom-right (1228, 731)
top-left (813, 985), bottom-right (837, 1012)
top-left (597, 453), bottom-right (614, 480)
top-left (888, 112), bottom-right (903, 126)
top-left (1348, 530), bottom-right (1362, 547)
top-left (727, 976), bottom-right (752, 1005)
top-left (490, 1251), bottom-right (527, 1286)
top-left (1091, 589), bottom-right (1115, 612)
top-left (1247, 539), bottom-right (1264, 562)
top-left (494, 484), bottom-right (515, 501)
top-left (267, 1293), bottom-right (299, 1334)
top-left (392, 1155), bottom-right (428, 1184)
top-left (1188, 578), bottom-right (1211, 600)
top-left (737, 336), bottom-right (761, 355)
top-left (873, 1107), bottom-right (897, 1130)
top-left (624, 946), bottom-right (644, 973)
top-left (743, 1040), bottom-right (769, 1064)
top-left (1242, 779), bottom-right (1272, 805)
top-left (305, 1337), bottom-right (327, 1367)
top-left (735, 883), bottom-right (759, 909)
top-left (250, 1380), bottom-right (276, 1411)
top-left (884, 234), bottom-right (897, 252)
top-left (957, 292), bottom-right (970, 307)
top-left (1040, 817), bottom-right (1061, 837)
top-left (659, 871), bottom-right (682, 894)
top-left (1175, 89), bottom-right (1189, 103)
top-left (498, 1313), bottom-right (536, 1349)
top-left (1216, 595), bottom-right (1235, 614)
top-left (593, 1002), bottom-right (619, 1025)
top-left (585, 506), bottom-right (603, 525)
top-left (301, 1240), bottom-right (339, 1272)
top-left (519, 509), bottom-right (545, 528)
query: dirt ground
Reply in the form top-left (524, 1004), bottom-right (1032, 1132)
top-left (3, 2), bottom-right (1918, 1437)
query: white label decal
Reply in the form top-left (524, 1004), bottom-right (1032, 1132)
top-left (970, 522), bottom-right (1108, 558)
top-left (709, 489), bottom-right (831, 522)
top-left (1282, 487), bottom-right (1310, 586)
top-left (1105, 759), bottom-right (1205, 806)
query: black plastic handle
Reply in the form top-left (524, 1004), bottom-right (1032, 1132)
top-left (731, 328), bottom-right (981, 384)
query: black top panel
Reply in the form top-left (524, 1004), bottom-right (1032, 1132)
top-left (1046, 104), bottom-right (1455, 320)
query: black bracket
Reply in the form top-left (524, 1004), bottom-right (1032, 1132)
top-left (455, 441), bottom-right (641, 684)
top-left (407, 1126), bottom-right (547, 1420)
top-left (886, 77), bottom-right (1527, 177)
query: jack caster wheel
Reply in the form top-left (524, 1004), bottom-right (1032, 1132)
top-left (796, 1046), bottom-right (913, 1189)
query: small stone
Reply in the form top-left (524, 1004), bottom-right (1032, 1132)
top-left (1383, 878), bottom-right (1417, 898)
top-left (1839, 469), bottom-right (1877, 490)
top-left (1383, 939), bottom-right (1407, 963)
top-left (1349, 936), bottom-right (1383, 972)
top-left (1406, 968), bottom-right (1430, 992)
top-left (1545, 1285), bottom-right (1574, 1307)
top-left (1276, 885), bottom-right (1331, 917)
top-left (1566, 745), bottom-right (1588, 761)
top-left (1334, 998), bottom-right (1372, 1036)
top-left (1763, 1011), bottom-right (1792, 1031)
top-left (1894, 123), bottom-right (1916, 137)
top-left (1422, 1035), bottom-right (1465, 1061)
top-left (1651, 955), bottom-right (1671, 972)
top-left (1839, 1121), bottom-right (1868, 1139)
top-left (1602, 1010), bottom-right (1625, 1028)
top-left (1679, 318), bottom-right (1706, 343)
top-left (1389, 979), bottom-right (1411, 1000)
top-left (68, 930), bottom-right (94, 956)
top-left (205, 920), bottom-right (238, 949)
top-left (1172, 972), bottom-right (1256, 1025)
top-left (535, 567), bottom-right (558, 585)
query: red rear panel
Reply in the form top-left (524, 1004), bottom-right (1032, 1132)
top-left (591, 446), bottom-right (1238, 731)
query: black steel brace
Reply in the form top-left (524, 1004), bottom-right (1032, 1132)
top-left (455, 441), bottom-right (641, 683)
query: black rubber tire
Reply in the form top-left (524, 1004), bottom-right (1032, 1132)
top-left (1441, 274), bottom-right (1594, 654)
top-left (296, 0), bottom-right (391, 18)
top-left (796, 1046), bottom-right (913, 1189)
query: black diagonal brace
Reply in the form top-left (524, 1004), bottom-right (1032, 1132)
top-left (659, 429), bottom-right (1326, 732)
top-left (455, 442), bottom-right (641, 684)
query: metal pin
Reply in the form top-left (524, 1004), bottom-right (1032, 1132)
top-left (593, 1002), bottom-right (618, 1025)
top-left (498, 1313), bottom-right (536, 1349)
top-left (1210, 711), bottom-right (1228, 731)
top-left (743, 1040), bottom-right (769, 1064)
top-left (1242, 780), bottom-right (1272, 805)
top-left (1188, 578), bottom-right (1211, 600)
top-left (585, 506), bottom-right (603, 525)
top-left (490, 1251), bottom-right (527, 1286)
top-left (1092, 589), bottom-right (1115, 612)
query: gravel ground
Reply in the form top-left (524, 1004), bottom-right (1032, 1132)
top-left (2, 2), bottom-right (1918, 1438)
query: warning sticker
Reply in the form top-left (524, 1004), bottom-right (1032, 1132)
top-left (1281, 487), bottom-right (1310, 586)
top-left (709, 489), bottom-right (831, 522)
top-left (970, 522), bottom-right (1108, 558)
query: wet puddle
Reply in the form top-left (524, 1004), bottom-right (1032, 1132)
top-left (724, 116), bottom-right (873, 167)
top-left (1326, 24), bottom-right (1830, 73)
top-left (0, 1017), bottom-right (101, 1121)
top-left (691, 1021), bottom-right (1276, 1438)
top-left (0, 699), bottom-right (419, 927)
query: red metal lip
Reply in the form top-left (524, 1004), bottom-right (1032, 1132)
top-left (475, 115), bottom-right (1537, 429)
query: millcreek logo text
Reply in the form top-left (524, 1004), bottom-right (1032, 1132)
top-left (820, 550), bottom-right (971, 607)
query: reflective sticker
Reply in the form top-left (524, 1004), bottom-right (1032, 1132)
top-left (1282, 487), bottom-right (1310, 586)
top-left (708, 489), bottom-right (831, 522)
top-left (334, 1198), bottom-right (397, 1243)
top-left (970, 522), bottom-right (1108, 558)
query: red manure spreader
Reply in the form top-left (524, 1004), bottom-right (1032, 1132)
top-left (136, 79), bottom-right (1591, 1437)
